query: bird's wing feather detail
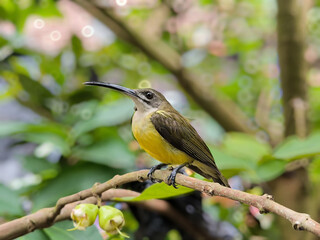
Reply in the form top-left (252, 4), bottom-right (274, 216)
top-left (150, 110), bottom-right (217, 167)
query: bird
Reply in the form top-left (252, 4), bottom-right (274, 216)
top-left (84, 81), bottom-right (230, 188)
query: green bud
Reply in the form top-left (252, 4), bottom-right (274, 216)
top-left (69, 203), bottom-right (99, 231)
top-left (98, 206), bottom-right (128, 237)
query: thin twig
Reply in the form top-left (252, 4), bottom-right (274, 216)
top-left (0, 170), bottom-right (319, 240)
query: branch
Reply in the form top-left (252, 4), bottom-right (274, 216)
top-left (0, 170), bottom-right (320, 240)
top-left (0, 187), bottom-right (216, 240)
top-left (72, 0), bottom-right (254, 133)
top-left (277, 0), bottom-right (309, 137)
top-left (276, 1), bottom-right (312, 239)
top-left (0, 189), bottom-right (138, 240)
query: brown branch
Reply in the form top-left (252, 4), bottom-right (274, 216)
top-left (0, 170), bottom-right (320, 240)
top-left (72, 0), bottom-right (254, 133)
top-left (276, 1), bottom-right (313, 239)
top-left (0, 186), bottom-right (214, 240)
top-left (0, 189), bottom-right (138, 240)
top-left (277, 0), bottom-right (309, 137)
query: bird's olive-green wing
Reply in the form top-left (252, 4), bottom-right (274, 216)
top-left (150, 110), bottom-right (217, 167)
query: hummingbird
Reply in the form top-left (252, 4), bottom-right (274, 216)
top-left (85, 82), bottom-right (229, 188)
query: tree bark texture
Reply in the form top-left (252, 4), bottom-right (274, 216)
top-left (277, 0), bottom-right (308, 137)
top-left (276, 1), bottom-right (314, 240)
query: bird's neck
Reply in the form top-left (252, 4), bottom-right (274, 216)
top-left (133, 107), bottom-right (157, 122)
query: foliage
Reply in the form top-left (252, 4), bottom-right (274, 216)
top-left (0, 0), bottom-right (320, 240)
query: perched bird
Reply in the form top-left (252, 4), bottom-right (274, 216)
top-left (85, 82), bottom-right (229, 188)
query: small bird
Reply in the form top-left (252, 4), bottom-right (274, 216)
top-left (85, 82), bottom-right (229, 188)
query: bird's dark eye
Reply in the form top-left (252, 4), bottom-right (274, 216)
top-left (145, 91), bottom-right (154, 100)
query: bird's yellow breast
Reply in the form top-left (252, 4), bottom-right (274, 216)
top-left (132, 111), bottom-right (191, 165)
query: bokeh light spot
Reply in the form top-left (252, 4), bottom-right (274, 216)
top-left (138, 80), bottom-right (151, 89)
top-left (33, 18), bottom-right (45, 29)
top-left (50, 30), bottom-right (61, 41)
top-left (81, 25), bottom-right (95, 38)
top-left (116, 0), bottom-right (127, 6)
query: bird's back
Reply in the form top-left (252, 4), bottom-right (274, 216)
top-left (149, 109), bottom-right (230, 187)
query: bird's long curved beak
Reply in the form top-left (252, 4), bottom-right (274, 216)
top-left (84, 81), bottom-right (138, 98)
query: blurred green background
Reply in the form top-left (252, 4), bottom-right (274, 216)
top-left (0, 0), bottom-right (320, 239)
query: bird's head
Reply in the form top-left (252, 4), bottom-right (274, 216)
top-left (84, 81), bottom-right (169, 112)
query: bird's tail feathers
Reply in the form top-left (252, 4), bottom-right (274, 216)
top-left (189, 161), bottom-right (230, 188)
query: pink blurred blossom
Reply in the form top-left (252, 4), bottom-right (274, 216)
top-left (23, 0), bottom-right (113, 56)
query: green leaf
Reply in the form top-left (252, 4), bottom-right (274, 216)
top-left (255, 159), bottom-right (286, 182)
top-left (0, 184), bottom-right (23, 217)
top-left (0, 122), bottom-right (72, 158)
top-left (39, 55), bottom-right (65, 85)
top-left (8, 122), bottom-right (71, 155)
top-left (273, 132), bottom-right (320, 160)
top-left (18, 230), bottom-right (50, 240)
top-left (118, 182), bottom-right (193, 202)
top-left (45, 226), bottom-right (75, 240)
top-left (72, 139), bottom-right (135, 169)
top-left (18, 74), bottom-right (54, 104)
top-left (22, 131), bottom-right (70, 156)
top-left (71, 98), bottom-right (134, 138)
top-left (30, 1), bottom-right (62, 18)
top-left (44, 221), bottom-right (102, 240)
top-left (31, 163), bottom-right (116, 210)
top-left (21, 155), bottom-right (59, 175)
top-left (220, 133), bottom-right (272, 163)
top-left (0, 0), bottom-right (15, 17)
top-left (0, 122), bottom-right (29, 137)
top-left (71, 36), bottom-right (83, 60)
top-left (211, 148), bottom-right (254, 171)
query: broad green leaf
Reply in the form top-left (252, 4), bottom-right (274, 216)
top-left (21, 131), bottom-right (70, 156)
top-left (21, 155), bottom-right (59, 175)
top-left (72, 139), bottom-right (135, 169)
top-left (118, 182), bottom-right (193, 202)
top-left (0, 0), bottom-right (15, 17)
top-left (71, 98), bottom-right (134, 138)
top-left (0, 184), bottom-right (23, 217)
top-left (18, 230), bottom-right (49, 240)
top-left (0, 122), bottom-right (71, 156)
top-left (255, 159), bottom-right (286, 182)
top-left (44, 221), bottom-right (103, 240)
top-left (39, 55), bottom-right (65, 85)
top-left (45, 226), bottom-right (76, 240)
top-left (0, 122), bottom-right (28, 136)
top-left (18, 75), bottom-right (54, 105)
top-left (31, 163), bottom-right (116, 210)
top-left (220, 133), bottom-right (271, 163)
top-left (29, 1), bottom-right (62, 18)
top-left (211, 148), bottom-right (254, 171)
top-left (273, 132), bottom-right (320, 160)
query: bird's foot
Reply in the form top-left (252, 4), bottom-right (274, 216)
top-left (167, 171), bottom-right (179, 188)
top-left (167, 164), bottom-right (187, 189)
top-left (147, 163), bottom-right (168, 183)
